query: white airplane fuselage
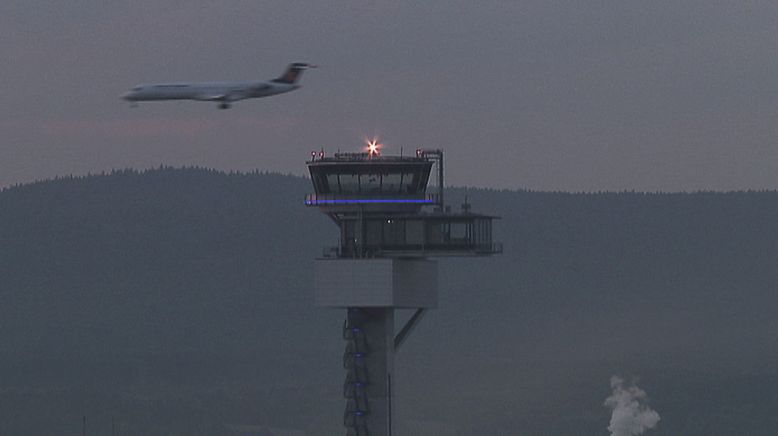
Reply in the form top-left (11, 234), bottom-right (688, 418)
top-left (121, 63), bottom-right (314, 109)
top-left (123, 81), bottom-right (298, 102)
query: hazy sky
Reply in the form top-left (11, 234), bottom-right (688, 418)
top-left (2, 0), bottom-right (778, 191)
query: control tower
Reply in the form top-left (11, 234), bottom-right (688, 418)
top-left (306, 145), bottom-right (501, 436)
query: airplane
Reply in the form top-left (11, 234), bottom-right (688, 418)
top-left (121, 62), bottom-right (316, 109)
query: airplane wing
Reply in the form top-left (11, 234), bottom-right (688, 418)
top-left (194, 91), bottom-right (251, 102)
top-left (194, 93), bottom-right (229, 102)
top-left (250, 84), bottom-right (271, 93)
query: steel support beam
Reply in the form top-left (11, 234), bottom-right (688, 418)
top-left (394, 308), bottom-right (426, 353)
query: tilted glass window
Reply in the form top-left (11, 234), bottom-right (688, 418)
top-left (450, 222), bottom-right (469, 242)
top-left (400, 173), bottom-right (416, 194)
top-left (426, 222), bottom-right (448, 244)
top-left (360, 173), bottom-right (381, 193)
top-left (339, 173), bottom-right (360, 193)
top-left (326, 174), bottom-right (340, 193)
top-left (382, 173), bottom-right (402, 194)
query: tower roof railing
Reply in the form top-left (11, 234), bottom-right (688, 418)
top-left (305, 193), bottom-right (439, 206)
top-left (309, 152), bottom-right (430, 163)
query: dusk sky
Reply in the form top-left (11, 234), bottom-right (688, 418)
top-left (2, 0), bottom-right (778, 191)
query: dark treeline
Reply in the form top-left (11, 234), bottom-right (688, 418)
top-left (1, 168), bottom-right (777, 435)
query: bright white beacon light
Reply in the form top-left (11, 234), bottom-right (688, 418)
top-left (366, 138), bottom-right (381, 156)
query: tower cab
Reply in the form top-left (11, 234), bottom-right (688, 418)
top-left (306, 148), bottom-right (501, 258)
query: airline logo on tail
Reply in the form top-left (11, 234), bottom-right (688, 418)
top-left (272, 63), bottom-right (317, 84)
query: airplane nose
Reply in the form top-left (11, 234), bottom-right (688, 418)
top-left (119, 89), bottom-right (138, 101)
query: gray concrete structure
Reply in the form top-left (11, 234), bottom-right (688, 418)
top-left (306, 148), bottom-right (500, 436)
top-left (315, 258), bottom-right (438, 308)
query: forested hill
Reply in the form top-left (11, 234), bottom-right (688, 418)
top-left (0, 168), bottom-right (333, 360)
top-left (1, 168), bottom-right (777, 436)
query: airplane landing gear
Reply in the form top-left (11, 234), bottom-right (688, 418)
top-left (218, 102), bottom-right (231, 109)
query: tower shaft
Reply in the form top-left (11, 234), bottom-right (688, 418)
top-left (344, 308), bottom-right (395, 436)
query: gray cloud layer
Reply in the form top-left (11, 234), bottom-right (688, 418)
top-left (2, 0), bottom-right (777, 190)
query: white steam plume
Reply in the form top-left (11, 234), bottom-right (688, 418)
top-left (604, 376), bottom-right (660, 436)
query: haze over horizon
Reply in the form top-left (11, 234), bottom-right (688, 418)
top-left (3, 1), bottom-right (778, 191)
top-left (2, 168), bottom-right (777, 435)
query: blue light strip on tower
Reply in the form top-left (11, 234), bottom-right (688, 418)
top-left (305, 199), bottom-right (434, 205)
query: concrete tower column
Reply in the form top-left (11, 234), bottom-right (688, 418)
top-left (317, 258), bottom-right (437, 435)
top-left (344, 308), bottom-right (395, 436)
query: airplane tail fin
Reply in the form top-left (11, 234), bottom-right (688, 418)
top-left (271, 63), bottom-right (316, 84)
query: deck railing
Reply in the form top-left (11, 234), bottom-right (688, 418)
top-left (305, 193), bottom-right (439, 206)
top-left (322, 241), bottom-right (502, 258)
